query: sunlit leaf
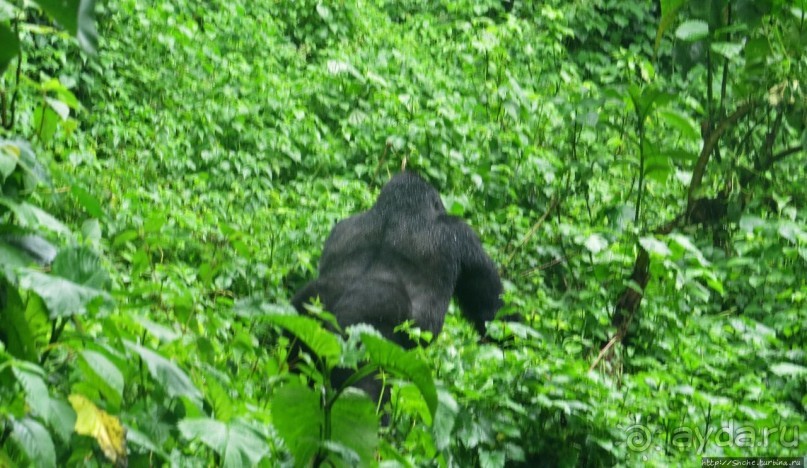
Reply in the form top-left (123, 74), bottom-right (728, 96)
top-left (361, 333), bottom-right (437, 419)
top-left (17, 268), bottom-right (109, 318)
top-left (33, 0), bottom-right (98, 53)
top-left (675, 20), bottom-right (708, 42)
top-left (10, 417), bottom-right (56, 468)
top-left (266, 314), bottom-right (342, 364)
top-left (71, 185), bottom-right (107, 219)
top-left (271, 380), bottom-right (323, 466)
top-left (80, 350), bottom-right (125, 406)
top-left (0, 23), bottom-right (19, 74)
top-left (178, 418), bottom-right (270, 467)
top-left (769, 362), bottom-right (807, 377)
top-left (123, 341), bottom-right (203, 402)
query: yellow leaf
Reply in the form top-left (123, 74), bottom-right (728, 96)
top-left (69, 394), bottom-right (127, 466)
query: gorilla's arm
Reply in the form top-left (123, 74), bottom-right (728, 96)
top-left (447, 218), bottom-right (503, 336)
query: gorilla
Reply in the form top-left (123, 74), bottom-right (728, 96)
top-left (291, 171), bottom-right (503, 399)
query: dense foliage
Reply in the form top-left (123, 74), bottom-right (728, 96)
top-left (1, 0), bottom-right (805, 466)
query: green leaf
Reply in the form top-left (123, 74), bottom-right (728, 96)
top-left (267, 314), bottom-right (342, 364)
top-left (668, 233), bottom-right (710, 266)
top-left (639, 236), bottom-right (672, 257)
top-left (0, 200), bottom-right (70, 236)
top-left (0, 143), bottom-right (17, 180)
top-left (33, 0), bottom-right (98, 53)
top-left (178, 418), bottom-right (270, 468)
top-left (126, 427), bottom-right (168, 460)
top-left (0, 282), bottom-right (38, 360)
top-left (583, 234), bottom-right (608, 254)
top-left (52, 246), bottom-right (110, 290)
top-left (711, 41), bottom-right (744, 60)
top-left (0, 139), bottom-right (48, 185)
top-left (45, 97), bottom-right (70, 121)
top-left (0, 242), bottom-right (36, 282)
top-left (0, 235), bottom-right (57, 267)
top-left (675, 20), bottom-right (709, 42)
top-left (123, 341), bottom-right (203, 402)
top-left (133, 315), bottom-right (181, 343)
top-left (361, 333), bottom-right (437, 419)
top-left (658, 109), bottom-right (699, 140)
top-left (0, 23), bottom-right (19, 75)
top-left (769, 362), bottom-right (807, 377)
top-left (656, 0), bottom-right (686, 50)
top-left (12, 363), bottom-right (50, 416)
top-left (328, 389), bottom-right (379, 466)
top-left (80, 350), bottom-right (125, 406)
top-left (432, 389), bottom-right (459, 451)
top-left (33, 105), bottom-right (58, 143)
top-left (43, 397), bottom-right (76, 444)
top-left (10, 417), bottom-right (56, 468)
top-left (71, 185), bottom-right (107, 219)
top-left (17, 268), bottom-right (109, 318)
top-left (271, 380), bottom-right (323, 466)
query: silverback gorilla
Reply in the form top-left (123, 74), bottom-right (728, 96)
top-left (291, 172), bottom-right (503, 399)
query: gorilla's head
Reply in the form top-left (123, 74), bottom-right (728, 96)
top-left (375, 172), bottom-right (446, 217)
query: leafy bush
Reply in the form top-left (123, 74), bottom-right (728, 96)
top-left (1, 0), bottom-right (804, 465)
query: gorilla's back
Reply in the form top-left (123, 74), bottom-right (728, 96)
top-left (317, 207), bottom-right (456, 335)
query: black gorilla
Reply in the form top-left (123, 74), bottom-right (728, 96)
top-left (291, 172), bottom-right (503, 399)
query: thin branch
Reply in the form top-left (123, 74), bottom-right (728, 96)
top-left (504, 193), bottom-right (559, 267)
top-left (687, 102), bottom-right (754, 208)
top-left (770, 145), bottom-right (804, 165)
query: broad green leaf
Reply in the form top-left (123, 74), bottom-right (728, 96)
top-left (432, 389), bottom-right (459, 451)
top-left (178, 418), bottom-right (270, 468)
top-left (43, 397), bottom-right (76, 444)
top-left (0, 242), bottom-right (35, 281)
top-left (769, 362), bottom-right (807, 377)
top-left (17, 269), bottom-right (109, 318)
top-left (112, 229), bottom-right (139, 246)
top-left (271, 380), bottom-right (323, 466)
top-left (0, 281), bottom-right (38, 361)
top-left (126, 427), bottom-right (168, 460)
top-left (10, 417), bottom-right (56, 468)
top-left (133, 315), bottom-right (181, 343)
top-left (739, 215), bottom-right (766, 233)
top-left (711, 41), bottom-right (744, 60)
top-left (69, 394), bottom-right (127, 466)
top-left (0, 23), bottom-right (19, 74)
top-left (44, 97), bottom-right (70, 120)
top-left (361, 333), bottom-right (437, 418)
top-left (639, 236), bottom-right (672, 257)
top-left (668, 233), bottom-right (709, 266)
top-left (123, 341), bottom-right (203, 401)
top-left (12, 363), bottom-right (49, 416)
top-left (71, 185), bottom-right (107, 219)
top-left (33, 0), bottom-right (98, 53)
top-left (480, 449), bottom-right (506, 467)
top-left (232, 297), bottom-right (294, 318)
top-left (0, 235), bottom-right (57, 266)
top-left (656, 0), bottom-right (686, 49)
top-left (328, 389), bottom-right (379, 466)
top-left (583, 233), bottom-right (608, 254)
top-left (80, 350), bottom-right (125, 406)
top-left (33, 105), bottom-right (58, 143)
top-left (675, 20), bottom-right (709, 42)
top-left (0, 139), bottom-right (48, 184)
top-left (0, 142), bottom-right (17, 180)
top-left (267, 314), bottom-right (341, 364)
top-left (52, 246), bottom-right (110, 290)
top-left (658, 109), bottom-right (699, 140)
top-left (0, 200), bottom-right (70, 235)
